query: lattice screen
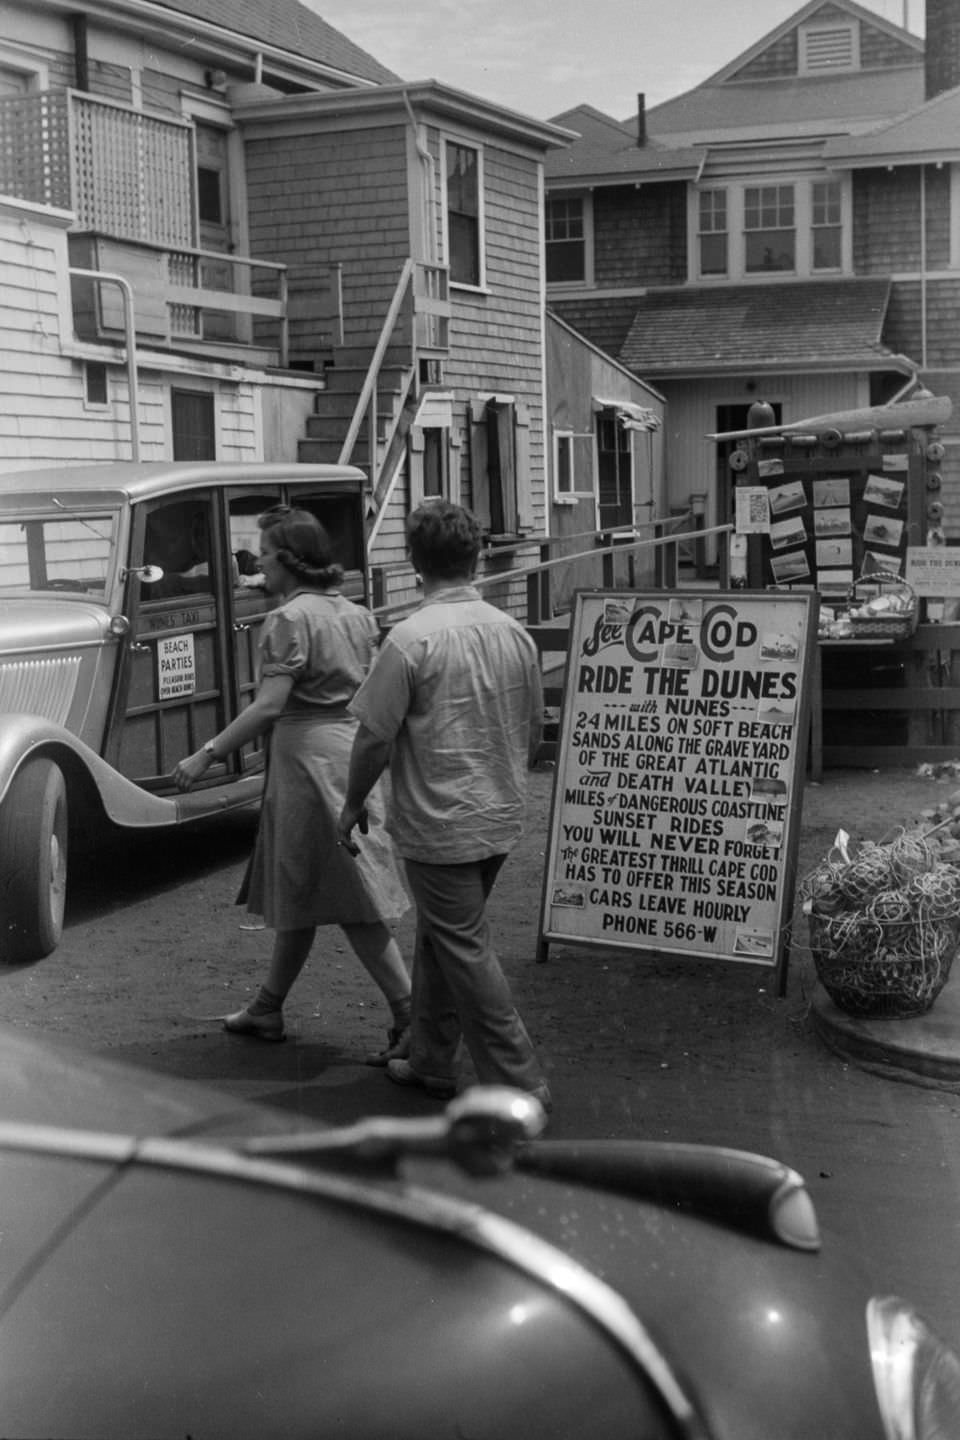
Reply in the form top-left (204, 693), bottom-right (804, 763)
top-left (0, 92), bottom-right (71, 208)
top-left (71, 95), bottom-right (195, 248)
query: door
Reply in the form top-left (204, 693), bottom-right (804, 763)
top-left (109, 492), bottom-right (228, 789)
top-left (596, 408), bottom-right (632, 530)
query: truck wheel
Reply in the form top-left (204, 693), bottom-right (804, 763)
top-left (0, 759), bottom-right (68, 964)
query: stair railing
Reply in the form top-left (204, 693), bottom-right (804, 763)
top-left (338, 258), bottom-right (416, 472)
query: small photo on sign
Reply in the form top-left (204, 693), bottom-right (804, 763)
top-left (770, 515), bottom-right (807, 551)
top-left (813, 476), bottom-right (851, 508)
top-left (881, 453), bottom-right (909, 472)
top-left (758, 631), bottom-right (799, 661)
top-left (603, 600), bottom-right (631, 624)
top-left (551, 886), bottom-right (585, 909)
top-left (751, 776), bottom-right (788, 804)
top-left (768, 479), bottom-right (807, 516)
top-left (669, 596), bottom-right (703, 623)
top-left (769, 549), bottom-right (810, 584)
top-left (758, 458), bottom-right (785, 478)
top-left (863, 514), bottom-right (904, 549)
top-left (863, 473), bottom-right (905, 509)
top-left (757, 696), bottom-right (796, 724)
top-left (662, 641), bottom-right (700, 669)
top-left (814, 508), bottom-right (851, 537)
top-left (745, 818), bottom-right (784, 850)
top-left (733, 927), bottom-right (775, 959)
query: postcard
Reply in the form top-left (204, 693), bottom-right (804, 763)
top-left (863, 514), bottom-right (904, 549)
top-left (758, 458), bottom-right (784, 478)
top-left (818, 567), bottom-right (854, 596)
top-left (814, 508), bottom-right (851, 537)
top-left (881, 454), bottom-right (909, 472)
top-left (816, 537), bottom-right (853, 568)
top-left (813, 477), bottom-right (851, 508)
top-left (768, 479), bottom-right (807, 516)
top-left (863, 473), bottom-right (905, 509)
top-left (769, 549), bottom-right (810, 584)
top-left (770, 515), bottom-right (808, 550)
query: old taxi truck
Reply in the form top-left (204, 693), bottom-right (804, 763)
top-left (0, 461), bottom-right (368, 963)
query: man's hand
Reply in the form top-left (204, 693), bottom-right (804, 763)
top-left (336, 802), bottom-right (369, 857)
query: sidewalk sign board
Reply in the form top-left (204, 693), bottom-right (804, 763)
top-left (539, 589), bottom-right (817, 993)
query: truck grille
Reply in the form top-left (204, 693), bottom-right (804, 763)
top-left (0, 656), bottom-right (81, 726)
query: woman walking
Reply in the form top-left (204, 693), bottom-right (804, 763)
top-left (174, 506), bottom-right (410, 1062)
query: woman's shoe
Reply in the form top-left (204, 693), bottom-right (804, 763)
top-left (364, 1024), bottom-right (411, 1067)
top-left (223, 1005), bottom-right (285, 1042)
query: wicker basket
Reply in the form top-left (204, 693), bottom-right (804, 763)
top-left (845, 571), bottom-right (918, 641)
top-left (810, 909), bottom-right (959, 1017)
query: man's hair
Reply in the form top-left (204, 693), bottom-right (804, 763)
top-left (406, 501), bottom-right (481, 580)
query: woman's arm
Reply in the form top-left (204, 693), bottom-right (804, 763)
top-left (173, 674), bottom-right (294, 791)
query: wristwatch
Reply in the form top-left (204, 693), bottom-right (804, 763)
top-left (203, 740), bottom-right (219, 761)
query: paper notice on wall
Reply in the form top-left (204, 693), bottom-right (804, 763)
top-left (735, 486), bottom-right (769, 533)
top-left (906, 547), bottom-right (960, 598)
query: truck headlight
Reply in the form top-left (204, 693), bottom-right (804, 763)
top-left (868, 1295), bottom-right (960, 1440)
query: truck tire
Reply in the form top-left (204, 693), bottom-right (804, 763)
top-left (0, 758), bottom-right (68, 964)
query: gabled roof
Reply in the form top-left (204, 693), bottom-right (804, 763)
top-left (544, 103), bottom-right (704, 186)
top-left (824, 83), bottom-right (960, 166)
top-left (643, 0), bottom-right (922, 145)
top-left (616, 279), bottom-right (892, 376)
top-left (645, 69), bottom-right (924, 146)
top-left (700, 0), bottom-right (921, 90)
top-left (139, 0), bottom-right (401, 86)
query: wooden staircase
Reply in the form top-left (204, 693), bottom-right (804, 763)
top-left (297, 346), bottom-right (415, 473)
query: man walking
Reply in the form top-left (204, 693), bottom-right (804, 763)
top-left (337, 501), bottom-right (551, 1110)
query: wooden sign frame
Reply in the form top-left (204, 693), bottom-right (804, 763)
top-left (538, 589), bottom-right (818, 993)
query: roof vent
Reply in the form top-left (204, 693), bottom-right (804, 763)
top-left (799, 22), bottom-right (858, 73)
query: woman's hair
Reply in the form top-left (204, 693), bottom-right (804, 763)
top-left (258, 505), bottom-right (344, 588)
top-left (406, 500), bottom-right (481, 580)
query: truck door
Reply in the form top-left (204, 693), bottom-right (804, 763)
top-left (110, 492), bottom-right (228, 789)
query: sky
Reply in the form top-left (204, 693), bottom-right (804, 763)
top-left (302, 0), bottom-right (923, 124)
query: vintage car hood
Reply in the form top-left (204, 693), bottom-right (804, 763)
top-left (0, 1029), bottom-right (886, 1440)
top-left (0, 597), bottom-right (112, 654)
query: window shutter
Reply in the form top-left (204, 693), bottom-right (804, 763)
top-left (409, 426), bottom-right (425, 510)
top-left (515, 403), bottom-right (533, 531)
top-left (469, 398), bottom-right (492, 528)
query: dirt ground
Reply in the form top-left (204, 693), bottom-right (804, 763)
top-left (3, 757), bottom-right (957, 1124)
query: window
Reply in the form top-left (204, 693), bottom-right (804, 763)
top-left (84, 363), bottom-right (109, 407)
top-left (171, 389), bottom-right (216, 460)
top-left (546, 196), bottom-right (586, 283)
top-left (744, 185), bottom-right (795, 273)
top-left (698, 191), bottom-right (728, 277)
top-left (554, 432), bottom-right (575, 498)
top-left (811, 180), bottom-right (842, 270)
top-left (445, 141), bottom-right (483, 287)
top-left (690, 178), bottom-right (848, 282)
top-left (409, 393), bottom-right (456, 509)
top-left (469, 397), bottom-right (533, 537)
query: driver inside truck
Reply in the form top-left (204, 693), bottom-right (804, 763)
top-left (143, 500), bottom-right (213, 598)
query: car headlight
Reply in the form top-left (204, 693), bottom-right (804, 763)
top-left (868, 1295), bottom-right (960, 1440)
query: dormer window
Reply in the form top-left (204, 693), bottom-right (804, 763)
top-left (799, 21), bottom-right (859, 74)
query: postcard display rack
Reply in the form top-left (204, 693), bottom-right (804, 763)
top-left (731, 421), bottom-right (942, 624)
